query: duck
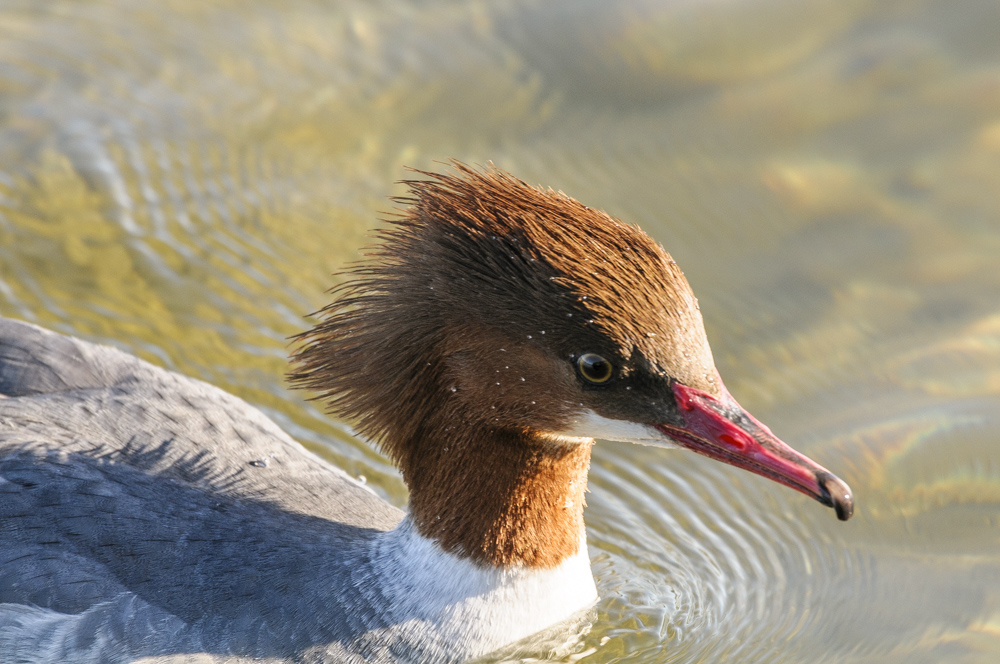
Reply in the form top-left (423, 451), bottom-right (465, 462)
top-left (0, 163), bottom-right (852, 663)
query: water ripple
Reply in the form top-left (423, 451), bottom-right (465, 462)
top-left (583, 442), bottom-right (868, 663)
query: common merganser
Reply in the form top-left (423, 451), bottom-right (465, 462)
top-left (0, 164), bottom-right (852, 663)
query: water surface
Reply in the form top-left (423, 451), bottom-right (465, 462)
top-left (1, 1), bottom-right (998, 662)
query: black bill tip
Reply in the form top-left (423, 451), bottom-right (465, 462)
top-left (816, 471), bottom-right (854, 521)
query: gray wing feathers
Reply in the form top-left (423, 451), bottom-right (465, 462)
top-left (0, 317), bottom-right (400, 527)
top-left (0, 318), bottom-right (132, 396)
top-left (0, 318), bottom-right (404, 661)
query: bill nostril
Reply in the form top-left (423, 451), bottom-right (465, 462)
top-left (718, 433), bottom-right (747, 451)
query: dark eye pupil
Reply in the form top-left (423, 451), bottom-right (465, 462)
top-left (578, 353), bottom-right (612, 383)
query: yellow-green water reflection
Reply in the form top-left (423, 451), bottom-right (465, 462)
top-left (0, 0), bottom-right (998, 661)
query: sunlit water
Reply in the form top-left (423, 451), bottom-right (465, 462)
top-left (1, 1), bottom-right (998, 662)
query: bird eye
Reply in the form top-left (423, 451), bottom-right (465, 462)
top-left (577, 353), bottom-right (613, 384)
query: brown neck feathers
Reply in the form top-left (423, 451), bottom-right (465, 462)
top-left (404, 427), bottom-right (592, 568)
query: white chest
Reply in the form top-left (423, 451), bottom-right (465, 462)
top-left (361, 519), bottom-right (598, 661)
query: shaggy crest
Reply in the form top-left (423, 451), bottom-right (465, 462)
top-left (289, 163), bottom-right (780, 567)
top-left (289, 163), bottom-right (717, 467)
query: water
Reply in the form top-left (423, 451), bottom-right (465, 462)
top-left (1, 0), bottom-right (998, 661)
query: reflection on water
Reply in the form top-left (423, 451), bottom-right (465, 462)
top-left (1, 0), bottom-right (998, 661)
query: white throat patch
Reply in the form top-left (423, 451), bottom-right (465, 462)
top-left (556, 409), bottom-right (678, 448)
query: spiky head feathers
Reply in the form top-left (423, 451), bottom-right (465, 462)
top-left (289, 164), bottom-right (718, 466)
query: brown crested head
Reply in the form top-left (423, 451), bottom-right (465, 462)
top-left (290, 163), bottom-right (719, 469)
top-left (290, 162), bottom-right (853, 565)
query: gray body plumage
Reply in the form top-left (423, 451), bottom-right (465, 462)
top-left (0, 318), bottom-right (412, 662)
